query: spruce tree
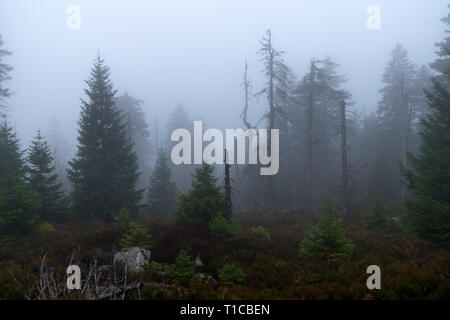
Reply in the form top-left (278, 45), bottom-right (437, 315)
top-left (116, 92), bottom-right (152, 190)
top-left (147, 148), bottom-right (177, 216)
top-left (299, 199), bottom-right (354, 262)
top-left (376, 44), bottom-right (416, 199)
top-left (430, 5), bottom-right (450, 90)
top-left (177, 163), bottom-right (225, 224)
top-left (166, 104), bottom-right (193, 193)
top-left (0, 120), bottom-right (37, 244)
top-left (27, 129), bottom-right (66, 221)
top-left (68, 55), bottom-right (141, 220)
top-left (401, 73), bottom-right (450, 248)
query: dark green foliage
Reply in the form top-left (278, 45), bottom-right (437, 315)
top-left (148, 148), bottom-right (177, 217)
top-left (27, 129), bottom-right (66, 221)
top-left (68, 55), bottom-right (141, 220)
top-left (119, 222), bottom-right (153, 249)
top-left (166, 250), bottom-right (196, 286)
top-left (0, 121), bottom-right (38, 245)
top-left (300, 200), bottom-right (354, 262)
top-left (208, 214), bottom-right (239, 240)
top-left (144, 260), bottom-right (165, 282)
top-left (114, 207), bottom-right (132, 223)
top-left (177, 163), bottom-right (225, 224)
top-left (362, 193), bottom-right (388, 230)
top-left (218, 264), bottom-right (246, 286)
top-left (250, 226), bottom-right (271, 247)
top-left (401, 74), bottom-right (450, 248)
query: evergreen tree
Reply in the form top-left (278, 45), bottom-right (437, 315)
top-left (430, 5), bottom-right (450, 90)
top-left (290, 57), bottom-right (351, 209)
top-left (27, 129), bottom-right (66, 221)
top-left (47, 117), bottom-right (73, 193)
top-left (401, 73), bottom-right (450, 248)
top-left (147, 148), bottom-right (177, 217)
top-left (218, 264), bottom-right (246, 286)
top-left (166, 250), bottom-right (196, 286)
top-left (0, 35), bottom-right (13, 114)
top-left (177, 163), bottom-right (225, 224)
top-left (166, 104), bottom-right (191, 141)
top-left (119, 222), bottom-right (153, 249)
top-left (0, 120), bottom-right (37, 244)
top-left (68, 55), bottom-right (141, 220)
top-left (362, 193), bottom-right (388, 230)
top-left (116, 92), bottom-right (152, 190)
top-left (299, 199), bottom-right (354, 263)
top-left (376, 44), bottom-right (417, 199)
top-left (166, 104), bottom-right (194, 193)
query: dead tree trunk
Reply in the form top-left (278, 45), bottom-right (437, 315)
top-left (306, 60), bottom-right (316, 209)
top-left (266, 30), bottom-right (275, 210)
top-left (224, 149), bottom-right (232, 221)
top-left (242, 61), bottom-right (252, 130)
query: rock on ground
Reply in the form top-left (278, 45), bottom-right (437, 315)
top-left (113, 247), bottom-right (151, 274)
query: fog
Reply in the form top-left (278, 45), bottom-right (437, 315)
top-left (0, 0), bottom-right (446, 149)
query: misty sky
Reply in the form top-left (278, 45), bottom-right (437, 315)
top-left (0, 0), bottom-right (448, 151)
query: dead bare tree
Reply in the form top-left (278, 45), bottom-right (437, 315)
top-left (224, 148), bottom-right (232, 221)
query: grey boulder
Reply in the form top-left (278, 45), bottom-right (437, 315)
top-left (113, 247), bottom-right (151, 274)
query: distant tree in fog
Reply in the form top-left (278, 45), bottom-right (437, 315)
top-left (116, 92), bottom-right (152, 191)
top-left (376, 44), bottom-right (416, 199)
top-left (147, 148), bottom-right (177, 217)
top-left (27, 129), bottom-right (66, 222)
top-left (430, 5), bottom-right (450, 90)
top-left (0, 35), bottom-right (12, 115)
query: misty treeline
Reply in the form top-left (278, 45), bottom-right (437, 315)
top-left (0, 8), bottom-right (449, 250)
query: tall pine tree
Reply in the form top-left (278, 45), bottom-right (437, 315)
top-left (430, 5), bottom-right (450, 90)
top-left (27, 129), bottom-right (66, 222)
top-left (0, 120), bottom-right (37, 244)
top-left (401, 63), bottom-right (450, 249)
top-left (68, 55), bottom-right (141, 220)
top-left (148, 148), bottom-right (177, 217)
top-left (376, 44), bottom-right (416, 199)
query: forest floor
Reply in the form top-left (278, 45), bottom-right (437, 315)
top-left (0, 208), bottom-right (449, 300)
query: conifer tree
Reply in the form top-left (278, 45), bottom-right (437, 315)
top-left (430, 5), bottom-right (450, 90)
top-left (376, 44), bottom-right (416, 199)
top-left (401, 72), bottom-right (450, 248)
top-left (68, 55), bottom-right (141, 220)
top-left (116, 92), bottom-right (152, 190)
top-left (27, 129), bottom-right (66, 221)
top-left (166, 104), bottom-right (193, 193)
top-left (147, 148), bottom-right (177, 216)
top-left (0, 120), bottom-right (37, 244)
top-left (299, 199), bottom-right (354, 262)
top-left (177, 163), bottom-right (225, 224)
